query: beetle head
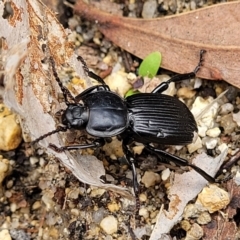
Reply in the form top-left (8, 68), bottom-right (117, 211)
top-left (62, 104), bottom-right (89, 129)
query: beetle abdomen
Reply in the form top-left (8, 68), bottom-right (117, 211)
top-left (126, 93), bottom-right (197, 145)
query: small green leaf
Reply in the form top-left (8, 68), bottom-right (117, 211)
top-left (138, 51), bottom-right (162, 78)
top-left (125, 89), bottom-right (140, 98)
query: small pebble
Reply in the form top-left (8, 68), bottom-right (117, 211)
top-left (217, 143), bottom-right (228, 153)
top-left (67, 189), bottom-right (80, 199)
top-left (197, 126), bottom-right (207, 137)
top-left (190, 0), bottom-right (196, 10)
top-left (150, 210), bottom-right (158, 219)
top-left (142, 0), bottom-right (157, 19)
top-left (139, 207), bottom-right (149, 219)
top-left (133, 227), bottom-right (148, 239)
top-left (161, 168), bottom-right (170, 181)
top-left (5, 190), bottom-right (12, 198)
top-left (46, 163), bottom-right (59, 173)
top-left (107, 202), bottom-right (120, 212)
top-left (185, 223), bottom-right (203, 240)
top-left (0, 229), bottom-right (12, 240)
top-left (90, 188), bottom-right (106, 197)
top-left (32, 201), bottom-right (42, 210)
top-left (102, 55), bottom-right (113, 65)
top-left (10, 203), bottom-right (17, 212)
top-left (177, 87), bottom-right (196, 99)
top-left (197, 211), bottom-right (212, 225)
top-left (100, 215), bottom-right (118, 234)
top-left (187, 136), bottom-right (202, 154)
top-left (234, 171), bottom-right (240, 186)
top-left (29, 156), bottom-right (39, 165)
top-left (39, 157), bottom-right (46, 167)
top-left (206, 127), bottom-right (221, 138)
top-left (169, 0), bottom-right (177, 12)
top-left (128, 2), bottom-right (136, 11)
top-left (193, 78), bottom-right (202, 89)
top-left (30, 218), bottom-right (39, 226)
top-left (103, 138), bottom-right (124, 158)
top-left (225, 86), bottom-right (238, 101)
top-left (45, 212), bottom-right (57, 226)
top-left (191, 96), bottom-right (210, 116)
top-left (105, 174), bottom-right (115, 182)
top-left (92, 207), bottom-right (106, 223)
top-left (139, 193), bottom-right (147, 202)
top-left (0, 156), bottom-right (11, 185)
top-left (141, 171), bottom-right (160, 188)
top-left (203, 137), bottom-right (218, 149)
top-left (127, 72), bottom-right (137, 83)
top-left (104, 71), bottom-right (131, 97)
top-left (48, 227), bottom-right (59, 238)
top-left (220, 114), bottom-right (237, 134)
top-left (220, 103), bottom-right (234, 115)
top-left (42, 191), bottom-right (55, 210)
top-left (71, 208), bottom-right (80, 216)
top-left (9, 229), bottom-right (30, 240)
top-left (133, 145), bottom-right (144, 155)
top-left (87, 223), bottom-right (100, 236)
top-left (183, 203), bottom-right (206, 219)
top-left (181, 219), bottom-right (191, 231)
top-left (0, 104), bottom-right (22, 151)
top-left (191, 96), bottom-right (219, 129)
top-left (233, 111), bottom-right (240, 127)
top-left (197, 184), bottom-right (230, 213)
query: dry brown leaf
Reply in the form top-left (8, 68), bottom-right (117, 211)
top-left (74, 0), bottom-right (240, 88)
top-left (0, 0), bottom-right (132, 199)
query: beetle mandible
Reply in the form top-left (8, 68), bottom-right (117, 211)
top-left (33, 50), bottom-right (215, 196)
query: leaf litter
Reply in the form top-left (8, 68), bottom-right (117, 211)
top-left (74, 0), bottom-right (240, 88)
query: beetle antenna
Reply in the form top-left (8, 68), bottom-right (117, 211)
top-left (193, 49), bottom-right (206, 74)
top-left (49, 57), bottom-right (76, 105)
top-left (77, 56), bottom-right (89, 75)
top-left (77, 56), bottom-right (106, 85)
top-left (32, 126), bottom-right (68, 145)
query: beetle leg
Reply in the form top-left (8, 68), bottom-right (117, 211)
top-left (151, 72), bottom-right (196, 94)
top-left (122, 141), bottom-right (139, 196)
top-left (146, 144), bottom-right (216, 183)
top-left (77, 56), bottom-right (106, 85)
top-left (48, 138), bottom-right (105, 152)
top-left (152, 49), bottom-right (206, 94)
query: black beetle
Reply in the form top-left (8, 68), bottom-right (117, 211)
top-left (33, 50), bottom-right (215, 195)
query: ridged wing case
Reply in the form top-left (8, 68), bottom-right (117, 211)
top-left (126, 93), bottom-right (197, 145)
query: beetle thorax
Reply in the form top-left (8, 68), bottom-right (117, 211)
top-left (62, 104), bottom-right (89, 129)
